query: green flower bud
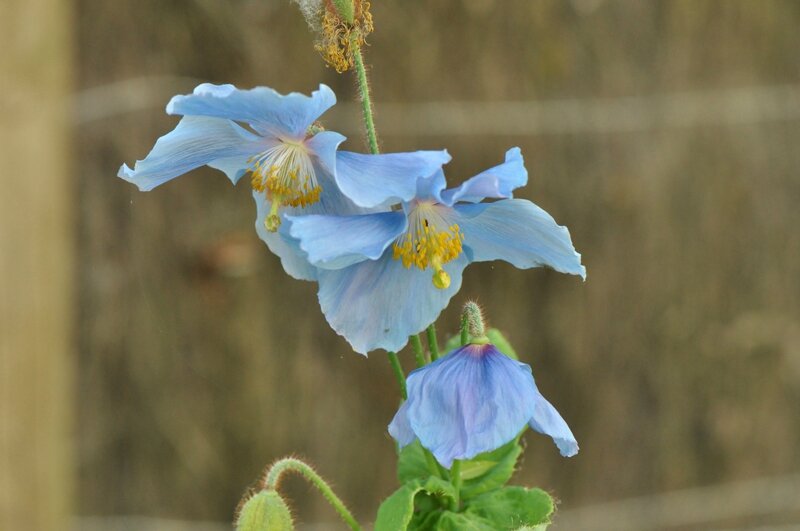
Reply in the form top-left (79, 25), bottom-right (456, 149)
top-left (462, 301), bottom-right (489, 344)
top-left (235, 490), bottom-right (294, 531)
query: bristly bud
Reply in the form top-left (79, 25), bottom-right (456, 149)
top-left (462, 301), bottom-right (489, 344)
top-left (235, 489), bottom-right (294, 531)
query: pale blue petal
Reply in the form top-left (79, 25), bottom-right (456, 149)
top-left (306, 131), bottom-right (346, 179)
top-left (287, 211), bottom-right (407, 270)
top-left (252, 191), bottom-right (318, 282)
top-left (414, 169), bottom-right (448, 202)
top-left (387, 401), bottom-right (416, 448)
top-left (455, 199), bottom-right (586, 279)
top-left (118, 116), bottom-right (266, 191)
top-left (440, 147), bottom-right (527, 205)
top-left (335, 150), bottom-right (451, 208)
top-left (317, 253), bottom-right (468, 354)
top-left (251, 169), bottom-right (369, 279)
top-left (528, 394), bottom-right (579, 457)
top-left (167, 83), bottom-right (336, 139)
top-left (405, 345), bottom-right (538, 468)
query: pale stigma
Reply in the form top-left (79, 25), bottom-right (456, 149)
top-left (249, 140), bottom-right (321, 232)
top-left (392, 202), bottom-right (464, 289)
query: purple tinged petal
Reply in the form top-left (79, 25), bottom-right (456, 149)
top-left (440, 147), bottom-right (527, 205)
top-left (118, 116), bottom-right (266, 191)
top-left (167, 83), bottom-right (337, 139)
top-left (528, 394), bottom-right (579, 457)
top-left (404, 345), bottom-right (538, 467)
top-left (317, 252), bottom-right (468, 355)
top-left (334, 150), bottom-right (451, 208)
top-left (387, 344), bottom-right (579, 467)
top-left (287, 211), bottom-right (407, 270)
top-left (455, 198), bottom-right (586, 279)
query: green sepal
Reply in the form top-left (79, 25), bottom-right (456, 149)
top-left (375, 477), bottom-right (456, 531)
top-left (444, 328), bottom-right (519, 360)
top-left (463, 486), bottom-right (554, 530)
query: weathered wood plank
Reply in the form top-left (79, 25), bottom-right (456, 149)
top-left (0, 1), bottom-right (74, 530)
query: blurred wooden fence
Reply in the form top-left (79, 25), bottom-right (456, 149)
top-left (0, 0), bottom-right (74, 530)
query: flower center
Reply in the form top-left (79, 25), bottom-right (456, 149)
top-left (392, 202), bottom-right (463, 289)
top-left (249, 140), bottom-right (321, 231)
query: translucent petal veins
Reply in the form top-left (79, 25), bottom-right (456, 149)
top-left (392, 202), bottom-right (463, 289)
top-left (249, 140), bottom-right (322, 210)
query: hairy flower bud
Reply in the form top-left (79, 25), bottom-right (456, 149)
top-left (462, 301), bottom-right (489, 344)
top-left (235, 490), bottom-right (294, 531)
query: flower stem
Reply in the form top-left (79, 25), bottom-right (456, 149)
top-left (410, 334), bottom-right (427, 367)
top-left (387, 351), bottom-right (407, 400)
top-left (263, 457), bottom-right (361, 531)
top-left (351, 33), bottom-right (379, 155)
top-left (426, 324), bottom-right (440, 361)
top-left (449, 459), bottom-right (462, 511)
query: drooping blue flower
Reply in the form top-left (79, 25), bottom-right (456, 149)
top-left (388, 343), bottom-right (578, 468)
top-left (118, 82), bottom-right (449, 281)
top-left (287, 148), bottom-right (586, 354)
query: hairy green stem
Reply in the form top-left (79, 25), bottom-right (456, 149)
top-left (426, 324), bottom-right (440, 361)
top-left (263, 458), bottom-right (361, 530)
top-left (410, 334), bottom-right (427, 367)
top-left (351, 35), bottom-right (379, 155)
top-left (387, 351), bottom-right (407, 400)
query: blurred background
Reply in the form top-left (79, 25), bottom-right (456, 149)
top-left (2, 0), bottom-right (800, 529)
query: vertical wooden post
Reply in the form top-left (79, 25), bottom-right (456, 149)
top-left (0, 1), bottom-right (74, 530)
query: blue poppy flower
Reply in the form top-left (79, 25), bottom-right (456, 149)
top-left (287, 148), bottom-right (585, 353)
top-left (388, 343), bottom-right (578, 468)
top-left (118, 82), bottom-right (449, 281)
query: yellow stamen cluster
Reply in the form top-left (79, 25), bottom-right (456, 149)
top-left (249, 141), bottom-right (321, 232)
top-left (252, 163), bottom-right (320, 208)
top-left (392, 203), bottom-right (464, 289)
top-left (315, 1), bottom-right (373, 73)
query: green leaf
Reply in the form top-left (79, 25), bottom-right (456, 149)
top-left (375, 477), bottom-right (456, 531)
top-left (464, 487), bottom-right (554, 530)
top-left (459, 438), bottom-right (523, 499)
top-left (435, 511), bottom-right (496, 531)
top-left (398, 440), bottom-right (431, 483)
top-left (443, 328), bottom-right (519, 360)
